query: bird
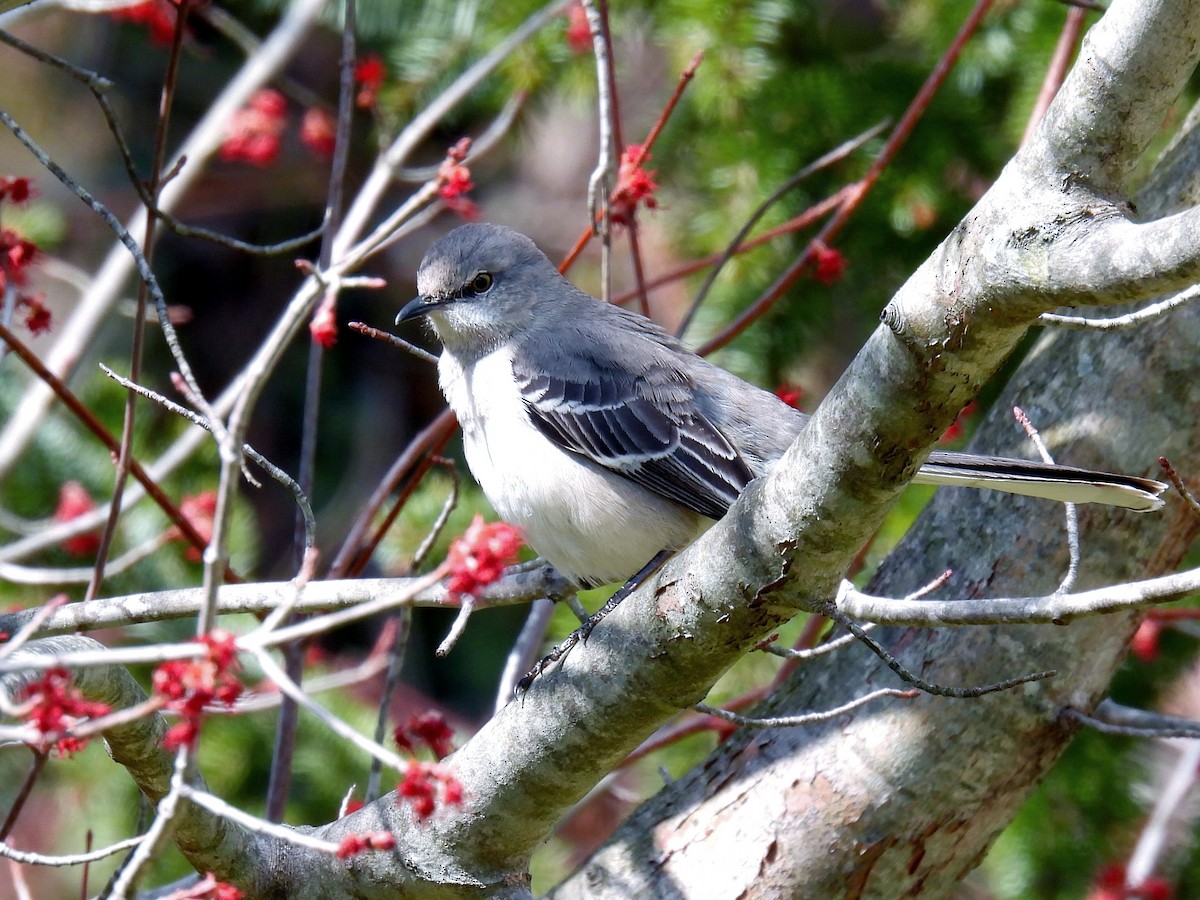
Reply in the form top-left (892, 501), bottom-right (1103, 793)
top-left (396, 223), bottom-right (1165, 662)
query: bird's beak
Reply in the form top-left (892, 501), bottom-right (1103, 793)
top-left (395, 295), bottom-right (447, 325)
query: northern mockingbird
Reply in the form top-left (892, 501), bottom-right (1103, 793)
top-left (397, 222), bottom-right (1164, 615)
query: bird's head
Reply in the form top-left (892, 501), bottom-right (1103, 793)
top-left (396, 223), bottom-right (558, 354)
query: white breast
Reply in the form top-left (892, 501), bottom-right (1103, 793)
top-left (438, 346), bottom-right (708, 585)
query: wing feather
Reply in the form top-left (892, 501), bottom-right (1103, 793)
top-left (514, 356), bottom-right (754, 520)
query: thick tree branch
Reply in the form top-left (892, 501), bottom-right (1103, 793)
top-left (551, 0), bottom-right (1200, 896)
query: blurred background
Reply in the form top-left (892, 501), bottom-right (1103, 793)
top-left (0, 1), bottom-right (1197, 896)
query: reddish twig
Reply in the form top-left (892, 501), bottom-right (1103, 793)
top-left (673, 121), bottom-right (887, 336)
top-left (1022, 6), bottom-right (1089, 145)
top-left (612, 188), bottom-right (851, 308)
top-left (0, 321), bottom-right (220, 566)
top-left (1159, 456), bottom-right (1200, 519)
top-left (328, 409), bottom-right (460, 580)
top-left (0, 750), bottom-right (46, 841)
top-left (619, 686), bottom-right (770, 768)
top-left (558, 50), bottom-right (705, 275)
top-left (699, 0), bottom-right (998, 355)
top-left (89, 0), bottom-right (194, 603)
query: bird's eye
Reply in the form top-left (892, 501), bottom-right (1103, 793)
top-left (468, 272), bottom-right (494, 295)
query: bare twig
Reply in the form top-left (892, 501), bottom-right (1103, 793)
top-left (349, 321), bottom-right (440, 366)
top-left (1039, 283), bottom-right (1200, 329)
top-left (838, 565), bottom-right (1200, 626)
top-left (694, 688), bottom-right (918, 729)
top-left (0, 835), bottom-right (144, 868)
top-left (1064, 701), bottom-right (1200, 740)
top-left (1159, 456), bottom-right (1200, 518)
top-left (1013, 406), bottom-right (1080, 593)
top-left (824, 605), bottom-right (1056, 698)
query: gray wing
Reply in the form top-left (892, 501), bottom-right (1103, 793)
top-left (514, 358), bottom-right (754, 520)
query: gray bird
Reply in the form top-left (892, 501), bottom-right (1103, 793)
top-left (397, 223), bottom-right (1165, 593)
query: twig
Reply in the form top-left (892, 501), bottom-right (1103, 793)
top-left (0, 29), bottom-right (325, 257)
top-left (1039, 283), bottom-right (1200, 329)
top-left (675, 119), bottom-right (889, 338)
top-left (329, 409), bottom-right (458, 579)
top-left (1126, 740), bottom-right (1200, 889)
top-left (0, 0), bottom-right (329, 483)
top-left (694, 688), bottom-right (919, 728)
top-left (86, 0), bottom-right (194, 605)
top-left (0, 108), bottom-right (222, 434)
top-left (99, 364), bottom-right (315, 551)
top-left (612, 189), bottom-right (850, 307)
top-left (762, 626), bottom-right (868, 661)
top-left (365, 614), bottom-right (412, 803)
top-left (0, 836), bottom-right (143, 868)
top-left (1159, 456), bottom-right (1200, 518)
top-left (106, 748), bottom-right (191, 899)
top-left (1065, 699), bottom-right (1200, 739)
top-left (559, 50), bottom-right (704, 276)
top-left (0, 566), bottom-right (572, 641)
top-left (1013, 406), bottom-right (1080, 593)
top-left (495, 598), bottom-right (557, 712)
top-left (0, 536), bottom-right (170, 586)
top-left (699, 0), bottom-right (998, 355)
top-left (1021, 5), bottom-right (1088, 145)
top-left (0, 595), bottom-right (66, 663)
top-left (410, 457), bottom-right (460, 570)
top-left (0, 321), bottom-right (216, 562)
top-left (176, 784), bottom-right (342, 855)
top-left (581, 0), bottom-right (614, 242)
top-left (249, 645), bottom-right (410, 772)
top-left (824, 605), bottom-right (1056, 698)
top-left (333, 0), bottom-right (572, 260)
top-left (349, 321), bottom-right (440, 366)
top-left (838, 565), bottom-right (1200, 626)
top-left (435, 596), bottom-right (476, 657)
top-left (267, 0), bottom-right (362, 825)
top-left (0, 751), bottom-right (45, 842)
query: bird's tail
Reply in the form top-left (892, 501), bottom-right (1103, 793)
top-left (915, 451), bottom-right (1167, 512)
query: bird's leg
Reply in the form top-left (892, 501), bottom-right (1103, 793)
top-left (516, 549), bottom-right (674, 694)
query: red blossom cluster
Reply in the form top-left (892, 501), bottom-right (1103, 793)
top-left (565, 2), bottom-right (591, 54)
top-left (810, 241), bottom-right (847, 286)
top-left (54, 481), bottom-right (101, 557)
top-left (309, 293), bottom-right (338, 348)
top-left (397, 759), bottom-right (463, 820)
top-left (300, 107), bottom-right (337, 159)
top-left (1130, 618), bottom-right (1162, 662)
top-left (19, 667), bottom-right (111, 757)
top-left (152, 630), bottom-right (243, 750)
top-left (220, 89), bottom-right (342, 165)
top-left (437, 138), bottom-right (479, 221)
top-left (220, 90), bottom-right (288, 167)
top-left (610, 144), bottom-right (659, 227)
top-left (1088, 862), bottom-right (1171, 900)
top-left (336, 831), bottom-right (396, 859)
top-left (442, 514), bottom-right (523, 600)
top-left (0, 176), bottom-right (32, 203)
top-left (109, 0), bottom-right (179, 46)
top-left (166, 491), bottom-right (217, 562)
top-left (394, 710), bottom-right (455, 760)
top-left (354, 55), bottom-right (386, 109)
top-left (774, 384), bottom-right (804, 409)
top-left (0, 176), bottom-right (51, 337)
top-left (170, 873), bottom-right (244, 899)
